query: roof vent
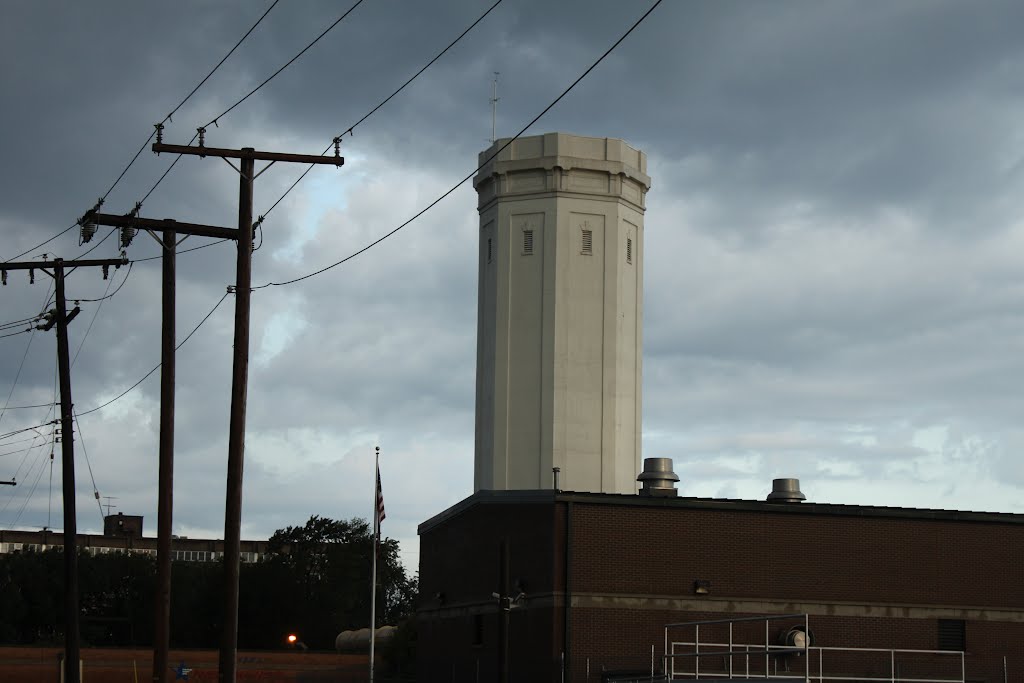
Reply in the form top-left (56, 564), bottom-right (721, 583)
top-left (766, 478), bottom-right (806, 503)
top-left (637, 458), bottom-right (679, 497)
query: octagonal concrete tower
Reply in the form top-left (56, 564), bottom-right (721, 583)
top-left (473, 133), bottom-right (651, 494)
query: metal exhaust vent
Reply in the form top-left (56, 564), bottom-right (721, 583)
top-left (637, 458), bottom-right (679, 497)
top-left (766, 478), bottom-right (806, 503)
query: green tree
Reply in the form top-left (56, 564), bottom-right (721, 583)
top-left (0, 516), bottom-right (418, 651)
top-left (248, 515), bottom-right (416, 650)
top-left (0, 547), bottom-right (62, 644)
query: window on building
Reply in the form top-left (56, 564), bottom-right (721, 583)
top-left (937, 619), bottom-right (965, 651)
top-left (581, 228), bottom-right (593, 255)
top-left (523, 229), bottom-right (534, 255)
top-left (626, 237), bottom-right (632, 264)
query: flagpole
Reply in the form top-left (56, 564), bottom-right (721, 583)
top-left (369, 446), bottom-right (380, 683)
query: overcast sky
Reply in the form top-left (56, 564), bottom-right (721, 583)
top-left (2, 0), bottom-right (1023, 571)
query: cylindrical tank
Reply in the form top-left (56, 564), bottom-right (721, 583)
top-left (335, 625), bottom-right (396, 652)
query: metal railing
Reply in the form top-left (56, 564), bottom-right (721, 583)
top-left (662, 615), bottom-right (965, 683)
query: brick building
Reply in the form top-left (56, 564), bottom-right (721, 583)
top-left (417, 480), bottom-right (1024, 682)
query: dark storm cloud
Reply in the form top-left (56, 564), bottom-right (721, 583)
top-left (3, 0), bottom-right (1023, 547)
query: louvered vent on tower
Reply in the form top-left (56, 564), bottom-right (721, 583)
top-left (487, 238), bottom-right (493, 263)
top-left (581, 228), bottom-right (593, 255)
top-left (523, 229), bottom-right (534, 255)
top-left (626, 237), bottom-right (632, 264)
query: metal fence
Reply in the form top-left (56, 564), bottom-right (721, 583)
top-left (662, 614), bottom-right (965, 683)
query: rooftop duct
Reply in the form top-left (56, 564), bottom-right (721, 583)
top-left (766, 478), bottom-right (806, 503)
top-left (637, 458), bottom-right (679, 497)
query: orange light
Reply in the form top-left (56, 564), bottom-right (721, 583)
top-left (287, 634), bottom-right (297, 644)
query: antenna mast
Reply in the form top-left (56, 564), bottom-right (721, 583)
top-left (102, 496), bottom-right (118, 517)
top-left (490, 71), bottom-right (500, 144)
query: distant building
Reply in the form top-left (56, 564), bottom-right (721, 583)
top-left (102, 512), bottom-right (143, 538)
top-left (0, 513), bottom-right (269, 563)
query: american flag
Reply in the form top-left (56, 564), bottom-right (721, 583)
top-left (375, 463), bottom-right (386, 526)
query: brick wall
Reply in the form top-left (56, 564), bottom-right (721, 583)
top-left (417, 493), bottom-right (1024, 683)
top-left (570, 503), bottom-right (1024, 607)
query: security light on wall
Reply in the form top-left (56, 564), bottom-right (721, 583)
top-left (694, 580), bottom-right (711, 595)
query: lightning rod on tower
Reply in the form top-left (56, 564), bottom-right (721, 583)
top-left (491, 71), bottom-right (500, 144)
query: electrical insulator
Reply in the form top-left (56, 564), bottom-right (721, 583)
top-left (154, 122), bottom-right (164, 144)
top-left (80, 212), bottom-right (97, 243)
top-left (1, 269), bottom-right (6, 286)
top-left (334, 137), bottom-right (341, 157)
top-left (102, 265), bottom-right (109, 280)
top-left (120, 225), bottom-right (137, 249)
top-left (197, 126), bottom-right (206, 147)
top-left (29, 268), bottom-right (34, 284)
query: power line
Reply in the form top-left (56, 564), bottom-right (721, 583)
top-left (256, 0), bottom-right (665, 289)
top-left (120, 0), bottom-right (495, 268)
top-left (74, 228), bottom-right (117, 259)
top-left (0, 315), bottom-right (44, 331)
top-left (69, 265), bottom-right (133, 371)
top-left (200, 0), bottom-right (367, 130)
top-left (131, 239), bottom-right (231, 264)
top-left (257, 0), bottom-right (505, 225)
top-left (7, 444), bottom-right (51, 529)
top-left (71, 262), bottom-right (133, 303)
top-left (0, 283), bottom-right (52, 429)
top-left (0, 423), bottom-right (56, 442)
top-left (1, 329), bottom-right (58, 500)
top-left (99, 0), bottom-right (283, 205)
top-left (0, 402), bottom-right (57, 411)
top-left (2, 224), bottom-right (77, 264)
top-left (123, 0), bottom-right (366, 220)
top-left (76, 291), bottom-right (230, 417)
top-left (7, 2), bottom-right (281, 266)
top-left (0, 441), bottom-right (49, 458)
top-left (73, 412), bottom-right (106, 527)
top-left (0, 434), bottom-right (49, 448)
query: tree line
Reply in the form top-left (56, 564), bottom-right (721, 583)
top-left (0, 516), bottom-right (417, 652)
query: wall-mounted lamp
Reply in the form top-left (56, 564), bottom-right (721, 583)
top-left (434, 591), bottom-right (446, 605)
top-left (693, 580), bottom-right (711, 595)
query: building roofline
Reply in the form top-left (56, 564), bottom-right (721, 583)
top-left (418, 488), bottom-right (1024, 535)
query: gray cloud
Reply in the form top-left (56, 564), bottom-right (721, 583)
top-left (3, 0), bottom-right (1023, 565)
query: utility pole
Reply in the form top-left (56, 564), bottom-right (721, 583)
top-left (1, 255), bottom-right (127, 683)
top-left (86, 211), bottom-right (215, 683)
top-left (93, 126), bottom-right (342, 683)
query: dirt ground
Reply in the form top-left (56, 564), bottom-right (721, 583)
top-left (0, 646), bottom-right (370, 682)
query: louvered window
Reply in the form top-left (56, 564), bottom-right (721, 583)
top-left (626, 237), bottom-right (632, 264)
top-left (937, 619), bottom-right (965, 651)
top-left (523, 229), bottom-right (534, 255)
top-left (581, 228), bottom-right (593, 255)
